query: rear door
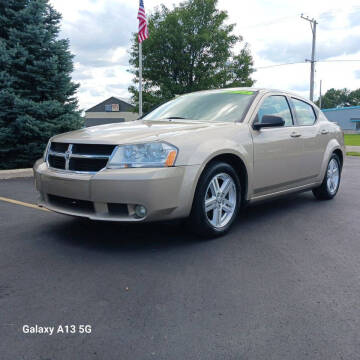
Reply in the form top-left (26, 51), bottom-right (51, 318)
top-left (290, 97), bottom-right (327, 181)
top-left (251, 94), bottom-right (302, 197)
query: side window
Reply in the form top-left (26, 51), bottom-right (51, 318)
top-left (292, 98), bottom-right (316, 125)
top-left (257, 96), bottom-right (293, 127)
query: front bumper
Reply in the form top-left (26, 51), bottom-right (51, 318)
top-left (33, 160), bottom-right (200, 222)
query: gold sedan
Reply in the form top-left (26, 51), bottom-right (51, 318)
top-left (34, 88), bottom-right (345, 237)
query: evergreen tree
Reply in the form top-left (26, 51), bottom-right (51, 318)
top-left (128, 0), bottom-right (255, 113)
top-left (0, 0), bottom-right (82, 169)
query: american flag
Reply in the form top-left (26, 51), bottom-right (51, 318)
top-left (137, 0), bottom-right (149, 43)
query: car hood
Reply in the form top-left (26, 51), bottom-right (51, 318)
top-left (51, 120), bottom-right (228, 144)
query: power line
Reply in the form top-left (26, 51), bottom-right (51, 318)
top-left (256, 59), bottom-right (360, 70)
top-left (319, 59), bottom-right (360, 62)
top-left (256, 61), bottom-right (306, 69)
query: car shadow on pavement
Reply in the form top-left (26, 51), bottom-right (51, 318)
top-left (46, 217), bottom-right (201, 253)
top-left (43, 191), bottom-right (319, 253)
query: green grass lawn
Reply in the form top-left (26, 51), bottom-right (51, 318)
top-left (346, 152), bottom-right (360, 156)
top-left (344, 134), bottom-right (360, 146)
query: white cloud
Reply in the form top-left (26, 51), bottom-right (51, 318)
top-left (259, 34), bottom-right (360, 63)
top-left (348, 8), bottom-right (360, 26)
top-left (51, 0), bottom-right (360, 110)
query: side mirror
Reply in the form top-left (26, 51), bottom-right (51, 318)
top-left (253, 115), bottom-right (285, 130)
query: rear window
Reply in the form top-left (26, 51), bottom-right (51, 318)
top-left (292, 98), bottom-right (316, 126)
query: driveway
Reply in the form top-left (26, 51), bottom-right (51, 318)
top-left (0, 157), bottom-right (359, 360)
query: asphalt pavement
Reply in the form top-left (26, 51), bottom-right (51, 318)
top-left (0, 157), bottom-right (360, 360)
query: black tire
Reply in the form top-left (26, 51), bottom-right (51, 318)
top-left (312, 153), bottom-right (341, 200)
top-left (187, 161), bottom-right (241, 238)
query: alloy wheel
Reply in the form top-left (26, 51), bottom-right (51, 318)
top-left (204, 173), bottom-right (237, 228)
top-left (326, 158), bottom-right (340, 195)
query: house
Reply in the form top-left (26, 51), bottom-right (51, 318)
top-left (322, 106), bottom-right (360, 133)
top-left (85, 96), bottom-right (138, 127)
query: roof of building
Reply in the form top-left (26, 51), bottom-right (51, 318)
top-left (322, 105), bottom-right (360, 112)
top-left (86, 96), bottom-right (134, 112)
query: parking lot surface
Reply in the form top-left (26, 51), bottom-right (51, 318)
top-left (0, 157), bottom-right (359, 360)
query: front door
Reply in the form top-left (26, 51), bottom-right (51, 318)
top-left (251, 94), bottom-right (302, 197)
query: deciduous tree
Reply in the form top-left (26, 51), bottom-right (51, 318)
top-left (316, 88), bottom-right (360, 109)
top-left (128, 0), bottom-right (255, 113)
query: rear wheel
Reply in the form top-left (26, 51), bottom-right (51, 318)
top-left (188, 162), bottom-right (241, 238)
top-left (312, 153), bottom-right (341, 200)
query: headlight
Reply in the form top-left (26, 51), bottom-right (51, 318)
top-left (107, 142), bottom-right (178, 168)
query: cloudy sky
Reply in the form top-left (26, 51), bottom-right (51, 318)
top-left (50, 0), bottom-right (360, 111)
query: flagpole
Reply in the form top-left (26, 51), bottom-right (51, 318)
top-left (137, 0), bottom-right (147, 117)
top-left (139, 41), bottom-right (143, 117)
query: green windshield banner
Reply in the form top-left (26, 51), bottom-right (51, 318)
top-left (226, 90), bottom-right (254, 95)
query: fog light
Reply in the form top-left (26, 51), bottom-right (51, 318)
top-left (135, 205), bottom-right (147, 218)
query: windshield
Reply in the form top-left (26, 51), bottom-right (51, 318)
top-left (142, 90), bottom-right (257, 122)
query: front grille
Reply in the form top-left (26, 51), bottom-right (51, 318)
top-left (72, 144), bottom-right (115, 156)
top-left (48, 154), bottom-right (66, 169)
top-left (69, 158), bottom-right (108, 172)
top-left (50, 142), bottom-right (68, 152)
top-left (47, 142), bottom-right (116, 173)
top-left (47, 194), bottom-right (94, 213)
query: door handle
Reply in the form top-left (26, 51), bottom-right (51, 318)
top-left (321, 129), bottom-right (329, 134)
top-left (290, 132), bottom-right (301, 138)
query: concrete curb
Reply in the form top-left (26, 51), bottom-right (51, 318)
top-left (0, 168), bottom-right (33, 179)
top-left (346, 145), bottom-right (360, 153)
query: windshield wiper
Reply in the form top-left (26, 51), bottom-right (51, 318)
top-left (162, 116), bottom-right (188, 120)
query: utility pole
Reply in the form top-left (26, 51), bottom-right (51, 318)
top-left (319, 80), bottom-right (322, 109)
top-left (301, 14), bottom-right (317, 101)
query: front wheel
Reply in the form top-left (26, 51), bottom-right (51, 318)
top-left (188, 162), bottom-right (241, 238)
top-left (312, 153), bottom-right (341, 200)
